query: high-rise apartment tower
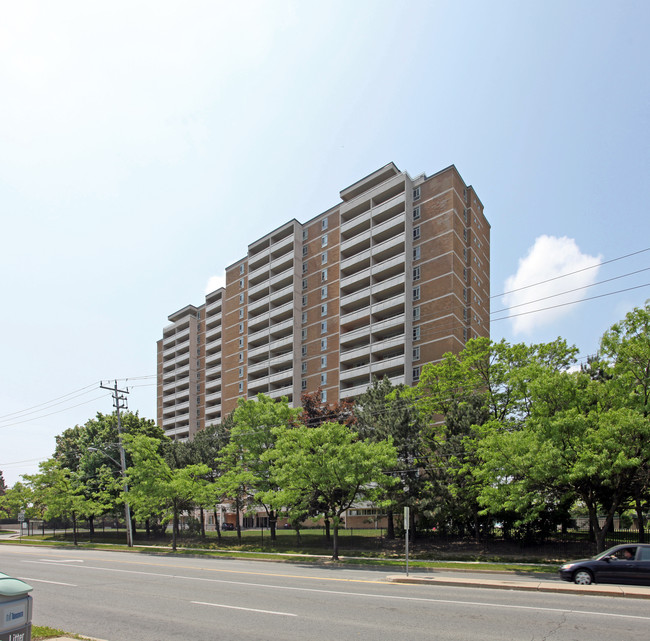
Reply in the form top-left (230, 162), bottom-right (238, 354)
top-left (157, 163), bottom-right (490, 439)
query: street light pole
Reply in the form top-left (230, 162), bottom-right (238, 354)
top-left (99, 380), bottom-right (133, 548)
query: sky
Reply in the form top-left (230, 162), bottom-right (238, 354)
top-left (1, 1), bottom-right (649, 487)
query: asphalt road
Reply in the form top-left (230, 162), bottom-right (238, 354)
top-left (1, 545), bottom-right (649, 641)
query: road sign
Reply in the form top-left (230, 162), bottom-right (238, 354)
top-left (17, 512), bottom-right (25, 522)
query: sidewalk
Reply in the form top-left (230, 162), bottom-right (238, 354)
top-left (387, 573), bottom-right (650, 599)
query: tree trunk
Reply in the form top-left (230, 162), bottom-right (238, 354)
top-left (332, 521), bottom-right (339, 560)
top-left (324, 518), bottom-right (331, 542)
top-left (269, 510), bottom-right (277, 541)
top-left (172, 506), bottom-right (178, 551)
top-left (72, 511), bottom-right (78, 546)
top-left (236, 501), bottom-right (242, 541)
top-left (213, 509), bottom-right (221, 542)
top-left (89, 516), bottom-right (95, 536)
top-left (385, 508), bottom-right (395, 540)
top-left (635, 497), bottom-right (646, 544)
top-left (200, 507), bottom-right (206, 540)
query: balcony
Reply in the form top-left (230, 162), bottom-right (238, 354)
top-left (340, 306), bottom-right (371, 328)
top-left (371, 293), bottom-right (405, 319)
top-left (268, 385), bottom-right (293, 400)
top-left (340, 344), bottom-right (372, 365)
top-left (372, 253), bottom-right (405, 281)
top-left (340, 247), bottom-right (371, 274)
top-left (205, 298), bottom-right (222, 315)
top-left (205, 392), bottom-right (221, 405)
top-left (340, 363), bottom-right (371, 382)
top-left (269, 267), bottom-right (294, 289)
top-left (372, 334), bottom-right (406, 358)
top-left (205, 325), bottom-right (222, 342)
top-left (248, 280), bottom-right (269, 301)
top-left (341, 231), bottom-right (371, 257)
top-left (340, 287), bottom-right (370, 311)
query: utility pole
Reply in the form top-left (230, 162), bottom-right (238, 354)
top-left (100, 380), bottom-right (133, 547)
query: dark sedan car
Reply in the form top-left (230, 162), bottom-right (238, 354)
top-left (559, 544), bottom-right (650, 585)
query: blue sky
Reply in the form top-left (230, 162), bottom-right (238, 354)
top-left (1, 1), bottom-right (649, 487)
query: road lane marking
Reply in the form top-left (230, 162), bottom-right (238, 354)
top-left (192, 601), bottom-right (296, 617)
top-left (38, 558), bottom-right (84, 563)
top-left (19, 560), bottom-right (650, 622)
top-left (17, 577), bottom-right (77, 586)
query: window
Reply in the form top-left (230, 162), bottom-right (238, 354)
top-left (463, 228), bottom-right (468, 242)
top-left (463, 287), bottom-right (467, 302)
top-left (303, 229), bottom-right (308, 240)
top-left (322, 217), bottom-right (328, 230)
top-left (464, 208), bottom-right (469, 223)
top-left (463, 247), bottom-right (468, 263)
top-left (321, 303), bottom-right (328, 316)
top-left (413, 306), bottom-right (420, 321)
top-left (413, 206), bottom-right (420, 220)
top-left (413, 266), bottom-right (420, 281)
top-left (239, 308), bottom-right (244, 319)
top-left (302, 278), bottom-right (307, 290)
top-left (413, 326), bottom-right (420, 341)
top-left (239, 264), bottom-right (245, 275)
top-left (321, 251), bottom-right (328, 265)
top-left (302, 294), bottom-right (308, 306)
top-left (302, 262), bottom-right (308, 274)
top-left (321, 355), bottom-right (327, 368)
top-left (238, 367), bottom-right (244, 378)
top-left (239, 293), bottom-right (245, 304)
top-left (412, 366), bottom-right (421, 381)
top-left (239, 322), bottom-right (244, 334)
top-left (239, 278), bottom-right (244, 289)
top-left (413, 346), bottom-right (420, 361)
top-left (302, 328), bottom-right (307, 340)
top-left (463, 307), bottom-right (468, 321)
top-left (321, 389), bottom-right (327, 402)
top-left (413, 246), bottom-right (420, 261)
top-left (463, 327), bottom-right (468, 342)
top-left (301, 362), bottom-right (307, 373)
top-left (301, 379), bottom-right (307, 391)
top-left (413, 187), bottom-right (421, 201)
top-left (321, 234), bottom-right (328, 248)
top-left (321, 269), bottom-right (328, 282)
top-left (302, 311), bottom-right (307, 324)
top-left (320, 372), bottom-right (327, 385)
top-left (302, 246), bottom-right (308, 257)
top-left (413, 226), bottom-right (421, 240)
top-left (238, 381), bottom-right (244, 393)
top-left (239, 352), bottom-right (244, 363)
top-left (321, 285), bottom-right (328, 299)
top-left (302, 346), bottom-right (307, 357)
top-left (413, 286), bottom-right (420, 301)
top-left (463, 267), bottom-right (467, 282)
top-left (321, 320), bottom-right (327, 334)
top-left (239, 337), bottom-right (244, 348)
top-left (321, 337), bottom-right (327, 350)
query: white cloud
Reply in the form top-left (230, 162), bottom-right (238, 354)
top-left (205, 274), bottom-right (226, 295)
top-left (501, 236), bottom-right (602, 334)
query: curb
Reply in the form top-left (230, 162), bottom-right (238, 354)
top-left (386, 574), bottom-right (650, 599)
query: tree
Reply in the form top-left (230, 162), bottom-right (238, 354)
top-left (53, 412), bottom-right (166, 535)
top-left (123, 435), bottom-right (211, 551)
top-left (264, 421), bottom-right (397, 559)
top-left (300, 388), bottom-right (356, 428)
top-left (217, 394), bottom-right (301, 541)
top-left (474, 367), bottom-right (650, 552)
top-left (354, 377), bottom-right (424, 538)
top-left (24, 459), bottom-right (90, 545)
top-left (0, 470), bottom-right (6, 496)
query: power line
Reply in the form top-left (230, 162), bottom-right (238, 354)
top-left (492, 282), bottom-right (650, 322)
top-left (490, 267), bottom-right (650, 315)
top-left (491, 246), bottom-right (650, 299)
top-left (0, 395), bottom-right (109, 430)
top-left (0, 382), bottom-right (98, 421)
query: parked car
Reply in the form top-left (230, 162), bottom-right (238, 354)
top-left (221, 523), bottom-right (235, 531)
top-left (559, 544), bottom-right (650, 585)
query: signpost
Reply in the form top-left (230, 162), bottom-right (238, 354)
top-left (17, 513), bottom-right (25, 543)
top-left (404, 507), bottom-right (410, 576)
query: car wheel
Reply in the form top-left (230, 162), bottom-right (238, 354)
top-left (574, 570), bottom-right (594, 585)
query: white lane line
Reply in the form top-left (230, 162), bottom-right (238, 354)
top-left (18, 577), bottom-right (77, 586)
top-left (38, 559), bottom-right (84, 563)
top-left (19, 561), bottom-right (650, 622)
top-left (192, 601), bottom-right (296, 617)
